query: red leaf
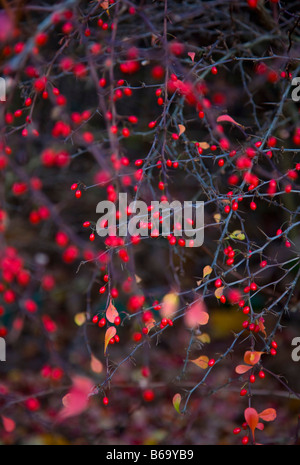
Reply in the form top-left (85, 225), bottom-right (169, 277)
top-left (1, 416), bottom-right (15, 433)
top-left (185, 300), bottom-right (209, 328)
top-left (106, 299), bottom-right (119, 323)
top-left (244, 407), bottom-right (259, 440)
top-left (216, 114), bottom-right (244, 127)
top-left (58, 376), bottom-right (94, 421)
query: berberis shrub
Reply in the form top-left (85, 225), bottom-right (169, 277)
top-left (0, 0), bottom-right (300, 445)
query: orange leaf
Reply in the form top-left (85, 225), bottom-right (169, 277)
top-left (90, 354), bottom-right (103, 374)
top-left (244, 407), bottom-right (259, 440)
top-left (203, 265), bottom-right (212, 278)
top-left (185, 300), bottom-right (209, 328)
top-left (104, 326), bottom-right (116, 354)
top-left (106, 299), bottom-right (119, 323)
top-left (258, 408), bottom-right (277, 422)
top-left (190, 355), bottom-right (209, 369)
top-left (178, 124), bottom-right (186, 136)
top-left (244, 351), bottom-right (263, 366)
top-left (235, 364), bottom-right (252, 374)
top-left (258, 318), bottom-right (267, 337)
top-left (145, 317), bottom-right (156, 331)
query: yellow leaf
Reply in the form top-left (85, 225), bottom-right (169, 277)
top-left (161, 292), bottom-right (179, 319)
top-left (190, 355), bottom-right (209, 369)
top-left (214, 213), bottom-right (221, 223)
top-left (203, 265), bottom-right (212, 278)
top-left (74, 312), bottom-right (86, 326)
top-left (104, 326), bottom-right (116, 354)
top-left (172, 393), bottom-right (181, 414)
top-left (197, 333), bottom-right (211, 343)
top-left (198, 142), bottom-right (210, 149)
top-left (214, 286), bottom-right (224, 299)
top-left (228, 230), bottom-right (245, 241)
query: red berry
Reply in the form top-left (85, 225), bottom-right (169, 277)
top-left (215, 278), bottom-right (222, 288)
top-left (98, 318), bottom-right (106, 327)
top-left (242, 436), bottom-right (249, 445)
top-left (143, 389), bottom-right (155, 402)
top-left (249, 374), bottom-right (255, 383)
top-left (233, 427), bottom-right (241, 435)
top-left (208, 358), bottom-right (215, 367)
top-left (240, 388), bottom-right (247, 396)
top-left (103, 396), bottom-right (109, 405)
top-left (114, 316), bottom-right (121, 326)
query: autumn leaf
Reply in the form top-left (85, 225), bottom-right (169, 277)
top-left (106, 299), bottom-right (119, 323)
top-left (196, 333), bottom-right (211, 344)
top-left (190, 355), bottom-right (209, 369)
top-left (185, 300), bottom-right (209, 328)
top-left (172, 393), bottom-right (182, 414)
top-left (258, 318), bottom-right (266, 337)
top-left (178, 124), bottom-right (186, 136)
top-left (197, 142), bottom-right (210, 149)
top-left (244, 351), bottom-right (263, 366)
top-left (244, 407), bottom-right (259, 440)
top-left (145, 317), bottom-right (156, 331)
top-left (161, 292), bottom-right (179, 319)
top-left (217, 114), bottom-right (244, 128)
top-left (188, 52), bottom-right (195, 62)
top-left (227, 230), bottom-right (245, 241)
top-left (235, 351), bottom-right (263, 374)
top-left (258, 408), bottom-right (277, 422)
top-left (90, 354), bottom-right (103, 374)
top-left (214, 213), bottom-right (221, 223)
top-left (74, 312), bottom-right (86, 326)
top-left (58, 376), bottom-right (94, 422)
top-left (104, 326), bottom-right (116, 354)
top-left (203, 265), bottom-right (212, 278)
top-left (214, 286), bottom-right (224, 299)
top-left (1, 416), bottom-right (15, 433)
top-left (235, 364), bottom-right (252, 374)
